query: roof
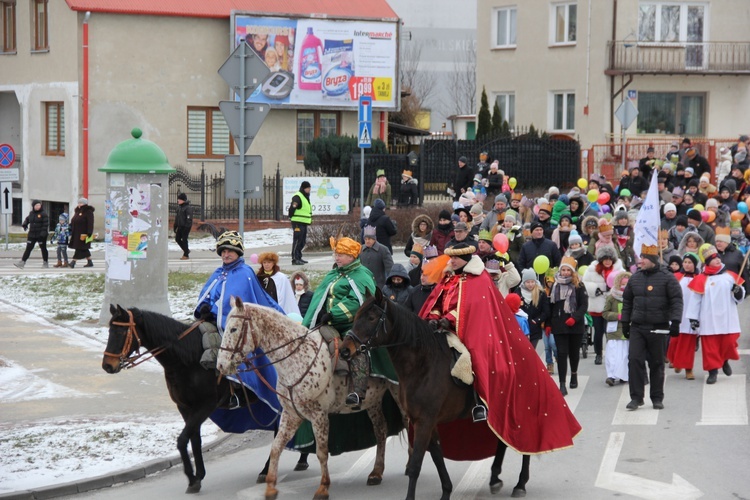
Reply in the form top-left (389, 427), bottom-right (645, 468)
top-left (65, 0), bottom-right (399, 20)
top-left (389, 122), bottom-right (431, 137)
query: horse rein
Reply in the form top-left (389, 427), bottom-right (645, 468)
top-left (105, 310), bottom-right (204, 370)
top-left (344, 300), bottom-right (400, 352)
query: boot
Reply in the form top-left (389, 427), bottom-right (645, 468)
top-left (569, 373), bottom-right (578, 389)
top-left (595, 354), bottom-right (602, 365)
top-left (69, 260), bottom-right (76, 268)
top-left (685, 369), bottom-right (695, 380)
top-left (547, 363), bottom-right (555, 374)
top-left (84, 259), bottom-right (94, 268)
top-left (722, 360), bottom-right (732, 376)
top-left (14, 260), bottom-right (25, 269)
top-left (706, 369), bottom-right (718, 384)
top-left (42, 261), bottom-right (49, 268)
top-left (560, 382), bottom-right (568, 396)
top-left (53, 261), bottom-right (63, 268)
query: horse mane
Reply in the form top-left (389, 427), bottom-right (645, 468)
top-left (131, 308), bottom-right (203, 365)
top-left (375, 297), bottom-right (449, 357)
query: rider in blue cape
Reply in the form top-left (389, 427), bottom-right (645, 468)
top-left (194, 231), bottom-right (285, 433)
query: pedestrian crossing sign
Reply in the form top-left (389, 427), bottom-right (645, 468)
top-left (358, 122), bottom-right (372, 149)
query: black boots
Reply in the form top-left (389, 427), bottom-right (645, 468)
top-left (706, 369), bottom-right (718, 384)
top-left (569, 373), bottom-right (578, 389)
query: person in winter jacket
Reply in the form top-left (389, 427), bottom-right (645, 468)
top-left (367, 198), bottom-right (397, 254)
top-left (550, 256), bottom-right (589, 396)
top-left (290, 271), bottom-right (314, 317)
top-left (450, 156), bottom-right (474, 206)
top-left (678, 230), bottom-right (705, 257)
top-left (68, 197), bottom-right (95, 268)
top-left (495, 209), bottom-right (525, 266)
top-left (429, 209), bottom-right (455, 255)
top-left (382, 264), bottom-right (411, 305)
top-left (174, 193), bottom-right (193, 260)
top-left (601, 271), bottom-right (632, 386)
top-left (717, 147), bottom-right (733, 184)
top-left (485, 161), bottom-right (503, 197)
top-left (666, 253), bottom-right (700, 380)
top-left (16, 200), bottom-right (50, 269)
top-left (565, 231), bottom-right (595, 269)
top-left (579, 215), bottom-right (599, 248)
top-left (717, 179), bottom-right (739, 212)
top-left (484, 255), bottom-right (521, 297)
top-left (256, 252), bottom-right (300, 316)
top-left (406, 244), bottom-right (424, 286)
top-left (518, 221), bottom-right (562, 272)
top-left (588, 218), bottom-right (621, 261)
top-left (50, 213), bottom-right (70, 268)
top-left (397, 170), bottom-right (419, 207)
top-left (366, 169), bottom-right (392, 208)
top-left (359, 225), bottom-right (394, 289)
top-left (403, 214), bottom-right (433, 257)
top-left (406, 270), bottom-right (436, 314)
top-left (583, 245), bottom-right (624, 365)
top-left (551, 213), bottom-right (574, 253)
top-left (518, 267), bottom-right (551, 353)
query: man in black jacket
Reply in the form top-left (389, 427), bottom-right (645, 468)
top-left (450, 156), bottom-right (474, 205)
top-left (16, 200), bottom-right (50, 269)
top-left (621, 244), bottom-right (683, 411)
top-left (174, 193), bottom-right (193, 260)
top-left (518, 221), bottom-right (561, 272)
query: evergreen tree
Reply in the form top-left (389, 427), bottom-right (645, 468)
top-left (491, 101), bottom-right (502, 134)
top-left (476, 87), bottom-right (492, 139)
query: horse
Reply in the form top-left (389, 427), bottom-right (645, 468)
top-left (340, 290), bottom-right (531, 500)
top-left (101, 304), bottom-right (309, 494)
top-left (216, 297), bottom-right (403, 500)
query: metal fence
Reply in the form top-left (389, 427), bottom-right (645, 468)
top-left (349, 153), bottom-right (414, 207)
top-left (607, 41), bottom-right (750, 75)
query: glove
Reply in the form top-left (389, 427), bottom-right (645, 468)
top-left (689, 319), bottom-right (700, 331)
top-left (565, 317), bottom-right (576, 327)
top-left (732, 284), bottom-right (744, 301)
top-left (80, 234), bottom-right (88, 241)
top-left (622, 322), bottom-right (630, 339)
top-left (22, 225), bottom-right (28, 231)
top-left (198, 304), bottom-right (215, 321)
top-left (669, 321), bottom-right (680, 337)
top-left (595, 288), bottom-right (604, 297)
top-left (318, 312), bottom-right (332, 325)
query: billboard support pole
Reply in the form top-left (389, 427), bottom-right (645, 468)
top-left (360, 148), bottom-right (364, 211)
top-left (238, 41), bottom-right (247, 237)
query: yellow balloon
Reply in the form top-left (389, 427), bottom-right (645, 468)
top-left (587, 189), bottom-right (599, 203)
top-left (509, 177), bottom-right (517, 189)
top-left (698, 243), bottom-right (712, 262)
top-left (693, 204), bottom-right (705, 212)
top-left (577, 178), bottom-right (588, 190)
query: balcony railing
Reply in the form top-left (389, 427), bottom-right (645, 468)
top-left (606, 41), bottom-right (750, 75)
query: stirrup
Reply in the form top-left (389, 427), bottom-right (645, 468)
top-left (345, 392), bottom-right (363, 408)
top-left (472, 404), bottom-right (487, 423)
top-left (228, 393), bottom-right (241, 410)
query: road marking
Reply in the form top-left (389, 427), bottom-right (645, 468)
top-left (452, 457), bottom-right (493, 498)
top-left (340, 436), bottom-right (394, 481)
top-left (738, 349), bottom-right (750, 356)
top-left (595, 432), bottom-right (702, 499)
top-left (565, 375), bottom-right (589, 414)
top-left (697, 375), bottom-right (748, 425)
top-left (612, 375), bottom-right (668, 425)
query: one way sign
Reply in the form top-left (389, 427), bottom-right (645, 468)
top-left (1, 182), bottom-right (12, 214)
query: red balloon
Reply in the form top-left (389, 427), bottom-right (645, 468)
top-left (597, 192), bottom-right (610, 205)
top-left (493, 233), bottom-right (509, 254)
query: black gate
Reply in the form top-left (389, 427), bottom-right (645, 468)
top-left (349, 153), bottom-right (414, 207)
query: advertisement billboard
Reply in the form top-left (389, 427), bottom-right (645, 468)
top-left (233, 14), bottom-right (399, 111)
top-left (283, 177), bottom-right (350, 216)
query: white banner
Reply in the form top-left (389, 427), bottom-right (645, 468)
top-left (633, 171), bottom-right (661, 256)
top-left (283, 177), bottom-right (349, 216)
top-left (233, 15), bottom-right (398, 110)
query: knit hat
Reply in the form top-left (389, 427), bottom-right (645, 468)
top-left (668, 255), bottom-right (683, 268)
top-left (362, 206), bottom-right (372, 218)
top-left (59, 213), bottom-right (68, 221)
top-left (505, 293), bottom-right (522, 313)
top-left (614, 210), bottom-right (629, 222)
top-left (687, 209), bottom-right (702, 222)
top-left (495, 194), bottom-right (508, 204)
top-left (300, 181), bottom-right (311, 190)
top-left (458, 156), bottom-right (468, 164)
top-left (78, 197), bottom-right (88, 205)
top-left (715, 226), bottom-right (731, 244)
top-left (664, 203), bottom-right (677, 213)
top-left (675, 215), bottom-right (688, 227)
top-left (568, 230), bottom-right (583, 246)
top-left (470, 203), bottom-right (484, 216)
top-left (177, 193), bottom-right (188, 201)
top-left (504, 209), bottom-right (518, 223)
top-left (595, 245), bottom-right (618, 262)
top-left (363, 225), bottom-right (377, 238)
top-left (451, 214), bottom-right (460, 223)
top-left (521, 267), bottom-right (537, 283)
top-left (410, 243), bottom-right (424, 259)
top-left (330, 236), bottom-right (361, 258)
top-left (706, 198), bottom-right (719, 209)
top-left (560, 256), bottom-right (577, 272)
top-left (216, 231), bottom-right (244, 256)
top-left (374, 198), bottom-right (386, 210)
top-left (685, 167), bottom-right (695, 175)
top-left (376, 169), bottom-right (386, 177)
top-left (438, 209), bottom-right (452, 221)
top-left (529, 221), bottom-right (543, 233)
top-left (683, 252), bottom-right (700, 269)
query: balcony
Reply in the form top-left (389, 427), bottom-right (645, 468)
top-left (606, 41), bottom-right (750, 76)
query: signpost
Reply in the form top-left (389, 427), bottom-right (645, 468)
top-left (358, 96), bottom-right (372, 209)
top-left (224, 156), bottom-right (263, 199)
top-left (1, 181), bottom-right (11, 249)
top-left (614, 99), bottom-right (638, 175)
top-left (0, 144), bottom-right (15, 249)
top-left (218, 41), bottom-right (270, 236)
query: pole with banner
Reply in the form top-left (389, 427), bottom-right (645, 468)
top-left (358, 96), bottom-right (372, 209)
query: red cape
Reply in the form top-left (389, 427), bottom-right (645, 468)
top-left (419, 266), bottom-right (581, 459)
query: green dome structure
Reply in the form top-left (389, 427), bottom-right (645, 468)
top-left (99, 128), bottom-right (174, 174)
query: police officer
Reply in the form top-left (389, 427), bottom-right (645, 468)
top-left (621, 243), bottom-right (683, 411)
top-left (289, 181), bottom-right (312, 265)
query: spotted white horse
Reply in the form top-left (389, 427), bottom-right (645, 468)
top-left (216, 297), bottom-right (402, 500)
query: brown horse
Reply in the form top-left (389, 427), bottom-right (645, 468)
top-left (341, 290), bottom-right (530, 500)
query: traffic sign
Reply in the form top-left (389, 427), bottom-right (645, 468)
top-left (358, 122), bottom-right (372, 149)
top-left (218, 41), bottom-right (271, 94)
top-left (0, 168), bottom-right (19, 182)
top-left (0, 144), bottom-right (15, 168)
top-left (1, 182), bottom-right (12, 214)
top-left (614, 100), bottom-right (638, 129)
top-left (219, 101), bottom-right (270, 153)
top-left (224, 155), bottom-right (263, 199)
top-left (358, 95), bottom-right (372, 124)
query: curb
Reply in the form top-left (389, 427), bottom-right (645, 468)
top-left (0, 434), bottom-right (233, 500)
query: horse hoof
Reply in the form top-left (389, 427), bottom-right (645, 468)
top-left (265, 489), bottom-right (279, 500)
top-left (257, 473), bottom-right (267, 484)
top-left (511, 487), bottom-right (526, 498)
top-left (294, 462), bottom-right (309, 471)
top-left (490, 479), bottom-right (503, 494)
top-left (367, 475), bottom-right (382, 486)
top-left (313, 493), bottom-right (329, 500)
top-left (185, 480), bottom-right (201, 494)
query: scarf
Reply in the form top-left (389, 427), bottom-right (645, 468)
top-left (295, 289), bottom-right (306, 300)
top-left (610, 287), bottom-right (624, 301)
top-left (520, 287), bottom-right (533, 304)
top-left (552, 275), bottom-right (577, 314)
top-left (568, 246), bottom-right (586, 259)
top-left (373, 177), bottom-right (387, 195)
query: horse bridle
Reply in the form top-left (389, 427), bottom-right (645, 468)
top-left (104, 309), bottom-right (203, 370)
top-left (344, 301), bottom-right (389, 353)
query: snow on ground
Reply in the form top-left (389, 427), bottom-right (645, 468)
top-left (0, 228), bottom-right (291, 493)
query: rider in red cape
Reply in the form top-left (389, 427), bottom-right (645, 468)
top-left (419, 242), bottom-right (581, 458)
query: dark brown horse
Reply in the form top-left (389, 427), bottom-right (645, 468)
top-left (101, 305), bottom-right (308, 494)
top-left (340, 291), bottom-right (530, 500)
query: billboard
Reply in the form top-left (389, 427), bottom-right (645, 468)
top-left (233, 14), bottom-right (399, 111)
top-left (283, 177), bottom-right (350, 216)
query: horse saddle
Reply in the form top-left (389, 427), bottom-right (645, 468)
top-left (318, 325), bottom-right (349, 374)
top-left (444, 332), bottom-right (474, 386)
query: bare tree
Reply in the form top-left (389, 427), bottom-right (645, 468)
top-left (446, 38), bottom-right (477, 117)
top-left (391, 40), bottom-right (438, 128)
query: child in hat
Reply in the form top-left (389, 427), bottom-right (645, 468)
top-left (51, 213), bottom-right (70, 268)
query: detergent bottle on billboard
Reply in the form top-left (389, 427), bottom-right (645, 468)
top-left (298, 27), bottom-right (323, 90)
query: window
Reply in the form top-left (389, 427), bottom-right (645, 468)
top-left (551, 2), bottom-right (576, 45)
top-left (33, 0), bottom-right (47, 51)
top-left (296, 111), bottom-right (340, 160)
top-left (187, 107), bottom-right (233, 159)
top-left (493, 93), bottom-right (515, 129)
top-left (637, 92), bottom-right (705, 136)
top-left (2, 1), bottom-right (15, 53)
top-left (45, 101), bottom-right (64, 156)
top-left (492, 7), bottom-right (517, 48)
top-left (638, 3), bottom-right (706, 44)
top-left (551, 91), bottom-right (575, 132)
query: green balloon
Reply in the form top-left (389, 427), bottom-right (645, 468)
top-left (620, 189), bottom-right (631, 198)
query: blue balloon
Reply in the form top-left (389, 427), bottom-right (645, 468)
top-left (739, 201), bottom-right (749, 215)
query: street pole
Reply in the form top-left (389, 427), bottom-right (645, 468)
top-left (360, 148), bottom-right (364, 210)
top-left (238, 41), bottom-right (247, 238)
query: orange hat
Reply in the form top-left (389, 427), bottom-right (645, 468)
top-left (257, 252), bottom-right (279, 265)
top-left (640, 244), bottom-right (659, 256)
top-left (598, 219), bottom-right (614, 235)
top-left (329, 236), bottom-right (361, 258)
top-left (539, 203), bottom-right (553, 214)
